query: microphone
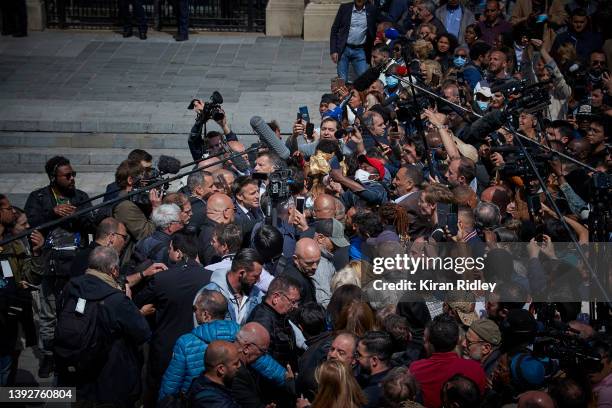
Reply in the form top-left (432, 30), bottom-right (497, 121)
top-left (157, 155), bottom-right (181, 175)
top-left (353, 66), bottom-right (384, 92)
top-left (250, 116), bottom-right (291, 160)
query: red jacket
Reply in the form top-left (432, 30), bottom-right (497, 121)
top-left (409, 352), bottom-right (486, 408)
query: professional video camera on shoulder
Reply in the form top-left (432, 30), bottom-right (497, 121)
top-left (131, 155), bottom-right (181, 206)
top-left (188, 91), bottom-right (224, 124)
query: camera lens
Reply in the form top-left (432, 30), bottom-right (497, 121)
top-left (213, 111), bottom-right (225, 121)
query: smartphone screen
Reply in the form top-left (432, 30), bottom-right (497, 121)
top-left (298, 106), bottom-right (310, 123)
top-left (296, 197), bottom-right (305, 213)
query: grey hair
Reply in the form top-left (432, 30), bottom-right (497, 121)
top-left (474, 202), bottom-right (501, 230)
top-left (195, 289), bottom-right (228, 320)
top-left (88, 246), bottom-right (119, 274)
top-left (421, 0), bottom-right (436, 14)
top-left (151, 203), bottom-right (181, 229)
top-left (187, 170), bottom-right (213, 191)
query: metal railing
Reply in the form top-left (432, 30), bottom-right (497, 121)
top-left (44, 0), bottom-right (267, 32)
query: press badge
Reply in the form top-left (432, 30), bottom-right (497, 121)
top-left (75, 298), bottom-right (86, 314)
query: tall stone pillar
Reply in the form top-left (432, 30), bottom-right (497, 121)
top-left (27, 0), bottom-right (46, 30)
top-left (303, 0), bottom-right (341, 41)
top-left (266, 0), bottom-right (304, 37)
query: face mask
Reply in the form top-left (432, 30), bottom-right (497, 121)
top-left (386, 76), bottom-right (399, 88)
top-left (453, 56), bottom-right (467, 68)
top-left (354, 169), bottom-right (372, 183)
top-left (476, 100), bottom-right (489, 111)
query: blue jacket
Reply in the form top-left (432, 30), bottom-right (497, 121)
top-left (159, 320), bottom-right (286, 400)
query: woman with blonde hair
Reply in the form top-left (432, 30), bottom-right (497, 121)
top-left (296, 359), bottom-right (368, 408)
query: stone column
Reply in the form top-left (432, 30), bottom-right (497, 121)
top-left (266, 0), bottom-right (304, 37)
top-left (303, 0), bottom-right (341, 41)
top-left (27, 0), bottom-right (46, 31)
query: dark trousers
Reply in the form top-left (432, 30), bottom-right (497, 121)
top-left (0, 0), bottom-right (27, 35)
top-left (119, 0), bottom-right (147, 33)
top-left (172, 0), bottom-right (189, 37)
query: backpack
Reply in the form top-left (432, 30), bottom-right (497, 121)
top-left (54, 286), bottom-right (118, 378)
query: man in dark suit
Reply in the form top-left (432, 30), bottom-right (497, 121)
top-left (134, 231), bottom-right (212, 408)
top-left (330, 0), bottom-right (379, 82)
top-left (186, 170), bottom-right (215, 234)
top-left (392, 165), bottom-right (431, 238)
top-left (232, 177), bottom-right (264, 243)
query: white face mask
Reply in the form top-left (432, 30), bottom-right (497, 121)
top-left (354, 169), bottom-right (372, 183)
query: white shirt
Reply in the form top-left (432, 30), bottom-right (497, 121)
top-left (394, 190), bottom-right (418, 204)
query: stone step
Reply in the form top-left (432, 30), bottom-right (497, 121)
top-left (0, 146), bottom-right (194, 172)
top-left (0, 131), bottom-right (261, 150)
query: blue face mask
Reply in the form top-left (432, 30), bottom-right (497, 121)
top-left (453, 56), bottom-right (467, 68)
top-left (386, 76), bottom-right (399, 88)
top-left (476, 100), bottom-right (489, 111)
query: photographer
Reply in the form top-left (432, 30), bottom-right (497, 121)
top-left (187, 96), bottom-right (248, 171)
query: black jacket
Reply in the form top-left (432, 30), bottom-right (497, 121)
top-left (189, 373), bottom-right (240, 408)
top-left (247, 302), bottom-right (299, 372)
top-left (134, 258), bottom-right (212, 381)
top-left (330, 2), bottom-right (379, 60)
top-left (197, 216), bottom-right (222, 266)
top-left (69, 242), bottom-right (100, 278)
top-left (189, 196), bottom-right (207, 234)
top-left (231, 365), bottom-right (267, 408)
top-left (296, 331), bottom-right (333, 401)
top-left (24, 185), bottom-right (92, 238)
top-left (56, 273), bottom-right (151, 406)
top-left (357, 368), bottom-right (391, 408)
top-left (279, 262), bottom-right (317, 305)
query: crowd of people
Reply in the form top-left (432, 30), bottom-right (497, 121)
top-left (1, 0), bottom-right (612, 407)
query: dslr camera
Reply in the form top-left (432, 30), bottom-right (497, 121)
top-left (189, 91), bottom-right (225, 123)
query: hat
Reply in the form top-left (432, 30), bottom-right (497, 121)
top-left (314, 219), bottom-right (350, 248)
top-left (511, 353), bottom-right (546, 387)
top-left (474, 82), bottom-right (492, 99)
top-left (358, 155), bottom-right (386, 180)
top-left (469, 319), bottom-right (502, 346)
top-left (446, 291), bottom-right (479, 327)
top-left (453, 136), bottom-right (479, 162)
top-left (574, 104), bottom-right (595, 118)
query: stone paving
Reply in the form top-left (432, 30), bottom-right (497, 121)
top-left (0, 30), bottom-right (338, 208)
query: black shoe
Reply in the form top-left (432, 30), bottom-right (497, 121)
top-left (12, 32), bottom-right (27, 38)
top-left (122, 30), bottom-right (133, 38)
top-left (38, 356), bottom-right (54, 378)
top-left (139, 32), bottom-right (147, 40)
top-left (175, 35), bottom-right (188, 42)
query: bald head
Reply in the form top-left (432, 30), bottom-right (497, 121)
top-left (236, 322), bottom-right (270, 364)
top-left (481, 186), bottom-right (511, 215)
top-left (518, 391), bottom-right (555, 408)
top-left (205, 340), bottom-right (237, 371)
top-left (314, 194), bottom-right (336, 219)
top-left (293, 238), bottom-right (321, 277)
top-left (206, 193), bottom-right (235, 224)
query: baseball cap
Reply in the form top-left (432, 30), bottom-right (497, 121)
top-left (469, 319), bottom-right (502, 346)
top-left (446, 291), bottom-right (479, 327)
top-left (314, 218), bottom-right (350, 248)
top-left (357, 155), bottom-right (386, 180)
top-left (474, 82), bottom-right (493, 99)
top-left (511, 353), bottom-right (546, 387)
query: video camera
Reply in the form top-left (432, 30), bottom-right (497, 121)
top-left (189, 91), bottom-right (225, 123)
top-left (490, 79), bottom-right (552, 116)
top-left (533, 304), bottom-right (604, 376)
top-left (396, 94), bottom-right (434, 122)
top-left (490, 145), bottom-right (553, 180)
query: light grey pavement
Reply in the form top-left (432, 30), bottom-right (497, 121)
top-left (0, 30), bottom-right (337, 208)
top-left (1, 30), bottom-right (335, 389)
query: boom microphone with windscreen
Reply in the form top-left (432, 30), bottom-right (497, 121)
top-left (157, 155), bottom-right (181, 175)
top-left (250, 116), bottom-right (291, 160)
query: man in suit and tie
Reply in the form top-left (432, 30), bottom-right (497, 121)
top-left (330, 0), bottom-right (379, 82)
top-left (233, 177), bottom-right (264, 242)
top-left (392, 165), bottom-right (430, 238)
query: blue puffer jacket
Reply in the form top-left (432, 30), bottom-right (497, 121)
top-left (158, 320), bottom-right (286, 400)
